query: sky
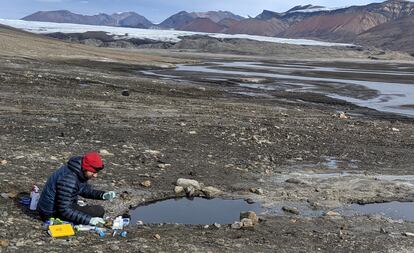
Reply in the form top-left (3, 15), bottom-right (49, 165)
top-left (0, 0), bottom-right (393, 23)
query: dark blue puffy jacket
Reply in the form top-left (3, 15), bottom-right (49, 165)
top-left (38, 156), bottom-right (105, 224)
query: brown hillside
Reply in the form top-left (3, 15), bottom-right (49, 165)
top-left (355, 15), bottom-right (414, 55)
top-left (283, 12), bottom-right (388, 42)
top-left (0, 24), bottom-right (180, 66)
top-left (226, 18), bottom-right (288, 37)
top-left (178, 18), bottom-right (226, 33)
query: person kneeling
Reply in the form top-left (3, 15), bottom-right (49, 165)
top-left (38, 151), bottom-right (116, 226)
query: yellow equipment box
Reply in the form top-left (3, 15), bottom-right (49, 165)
top-left (48, 224), bottom-right (75, 238)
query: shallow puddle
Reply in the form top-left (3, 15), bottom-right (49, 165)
top-left (338, 201), bottom-right (414, 221)
top-left (130, 197), bottom-right (263, 225)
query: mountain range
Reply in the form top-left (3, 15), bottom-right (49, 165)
top-left (21, 0), bottom-right (414, 54)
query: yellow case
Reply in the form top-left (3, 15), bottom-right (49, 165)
top-left (48, 224), bottom-right (75, 238)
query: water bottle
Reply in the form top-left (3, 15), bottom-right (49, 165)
top-left (29, 185), bottom-right (40, 210)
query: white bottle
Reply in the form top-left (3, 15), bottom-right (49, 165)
top-left (30, 185), bottom-right (40, 210)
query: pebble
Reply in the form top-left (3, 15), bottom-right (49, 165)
top-left (185, 186), bottom-right (195, 197)
top-left (282, 206), bottom-right (300, 215)
top-left (121, 90), bottom-right (130, 96)
top-left (0, 160), bottom-right (7, 165)
top-left (153, 234), bottom-right (161, 240)
top-left (157, 163), bottom-right (171, 169)
top-left (174, 186), bottom-right (184, 194)
top-left (176, 178), bottom-right (201, 190)
top-left (0, 239), bottom-right (9, 247)
top-left (231, 221), bottom-right (243, 229)
top-left (99, 149), bottom-right (114, 156)
top-left (110, 244), bottom-right (120, 251)
top-left (241, 218), bottom-right (254, 228)
top-left (249, 188), bottom-right (264, 195)
top-left (213, 223), bottom-right (221, 229)
top-left (240, 211), bottom-right (258, 225)
top-left (285, 178), bottom-right (307, 185)
top-left (140, 180), bottom-right (151, 187)
top-left (1, 193), bottom-right (8, 199)
top-left (201, 186), bottom-right (221, 198)
top-left (338, 112), bottom-right (349, 119)
top-left (325, 211), bottom-right (340, 217)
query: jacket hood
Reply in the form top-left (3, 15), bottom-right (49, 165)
top-left (67, 156), bottom-right (88, 182)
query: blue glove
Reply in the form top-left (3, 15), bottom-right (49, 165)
top-left (102, 191), bottom-right (116, 200)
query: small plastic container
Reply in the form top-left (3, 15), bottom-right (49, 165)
top-left (29, 185), bottom-right (40, 211)
top-left (120, 231), bottom-right (127, 238)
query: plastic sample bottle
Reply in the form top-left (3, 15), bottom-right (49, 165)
top-left (29, 185), bottom-right (40, 210)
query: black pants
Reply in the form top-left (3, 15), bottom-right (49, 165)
top-left (72, 203), bottom-right (105, 218)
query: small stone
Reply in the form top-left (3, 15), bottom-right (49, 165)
top-left (188, 131), bottom-right (197, 135)
top-left (241, 218), bottom-right (254, 228)
top-left (174, 186), bottom-right (184, 194)
top-left (380, 227), bottom-right (388, 234)
top-left (140, 180), bottom-right (151, 188)
top-left (201, 186), bottom-right (221, 198)
top-left (99, 149), bottom-right (114, 156)
top-left (285, 178), bottom-right (309, 185)
top-left (282, 206), bottom-right (300, 215)
top-left (120, 191), bottom-right (131, 201)
top-left (153, 234), bottom-right (161, 240)
top-left (110, 244), bottom-right (120, 251)
top-left (240, 211), bottom-right (258, 225)
top-left (15, 241), bottom-right (25, 247)
top-left (338, 112), bottom-right (349, 119)
top-left (0, 160), bottom-right (7, 165)
top-left (203, 225), bottom-right (209, 229)
top-left (121, 90), bottom-right (130, 96)
top-left (403, 232), bottom-right (414, 237)
top-left (231, 221), bottom-right (243, 229)
top-left (0, 239), bottom-right (9, 247)
top-left (213, 223), bottom-right (221, 228)
top-left (392, 127), bottom-right (400, 132)
top-left (249, 188), bottom-right (264, 195)
top-left (144, 150), bottom-right (161, 155)
top-left (157, 163), bottom-right (171, 169)
top-left (245, 198), bottom-right (255, 204)
top-left (324, 211), bottom-right (340, 217)
top-left (176, 178), bottom-right (201, 190)
top-left (185, 186), bottom-right (195, 197)
top-left (1, 193), bottom-right (9, 199)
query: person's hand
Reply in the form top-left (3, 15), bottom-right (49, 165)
top-left (89, 217), bottom-right (105, 226)
top-left (102, 191), bottom-right (116, 200)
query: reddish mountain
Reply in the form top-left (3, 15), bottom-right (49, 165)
top-left (178, 18), bottom-right (227, 33)
top-left (355, 15), bottom-right (414, 54)
top-left (159, 11), bottom-right (243, 29)
top-left (283, 11), bottom-right (388, 42)
top-left (218, 18), bottom-right (239, 28)
top-left (226, 18), bottom-right (288, 37)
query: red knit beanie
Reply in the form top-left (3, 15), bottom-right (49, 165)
top-left (81, 152), bottom-right (104, 173)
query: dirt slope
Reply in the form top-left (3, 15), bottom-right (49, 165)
top-left (0, 24), bottom-right (181, 66)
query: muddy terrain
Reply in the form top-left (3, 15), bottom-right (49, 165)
top-left (1, 26), bottom-right (414, 252)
